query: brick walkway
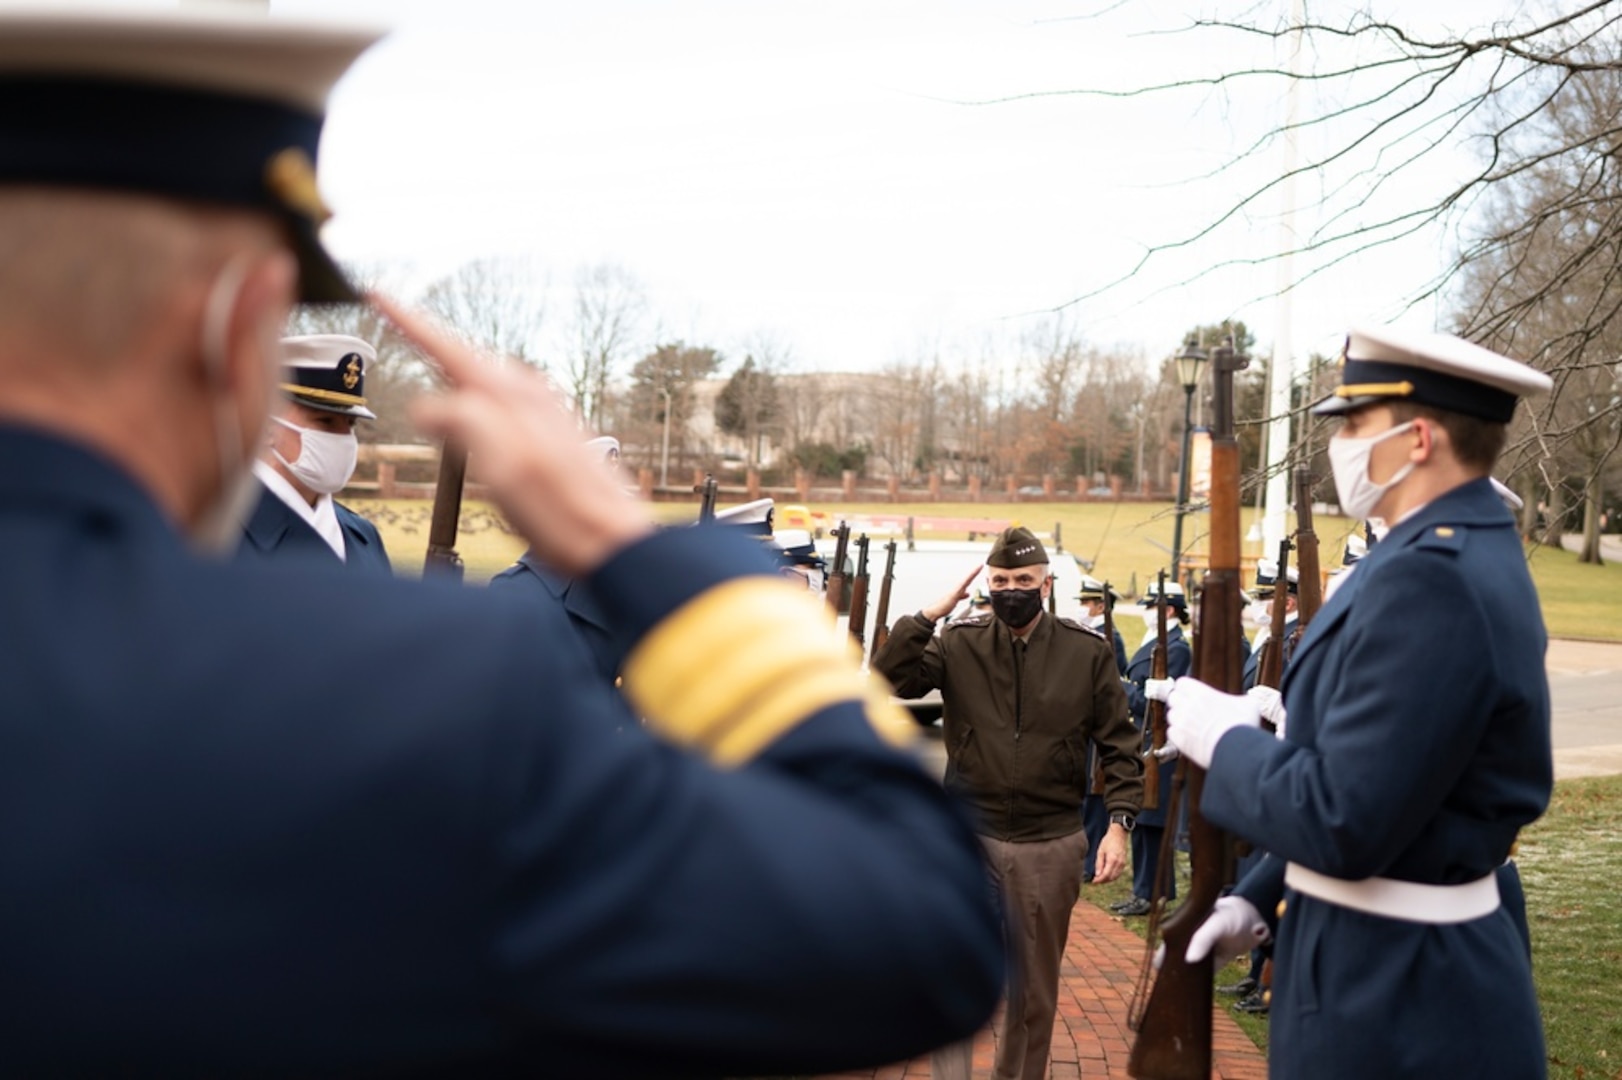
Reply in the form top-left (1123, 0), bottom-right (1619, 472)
top-left (817, 899), bottom-right (1269, 1080)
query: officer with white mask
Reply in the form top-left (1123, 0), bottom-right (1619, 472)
top-left (239, 335), bottom-right (392, 572)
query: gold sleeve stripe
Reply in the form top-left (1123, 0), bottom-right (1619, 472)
top-left (622, 577), bottom-right (915, 767)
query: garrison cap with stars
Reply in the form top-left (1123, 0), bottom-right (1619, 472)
top-left (1312, 324), bottom-right (1552, 422)
top-left (0, 7), bottom-right (383, 303)
top-left (281, 335), bottom-right (376, 419)
top-left (986, 526), bottom-right (1047, 569)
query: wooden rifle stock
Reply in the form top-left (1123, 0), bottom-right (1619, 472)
top-left (1129, 335), bottom-right (1249, 1080)
top-left (869, 540), bottom-right (897, 662)
top-left (1293, 466), bottom-right (1322, 646)
top-left (1092, 585), bottom-right (1118, 796)
top-left (423, 441), bottom-right (467, 582)
top-left (825, 522), bottom-right (851, 615)
top-left (1253, 536), bottom-right (1293, 702)
top-left (847, 534), bottom-right (871, 648)
top-left (1143, 570), bottom-right (1169, 812)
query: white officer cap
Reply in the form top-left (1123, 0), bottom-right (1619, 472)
top-left (585, 436), bottom-right (621, 464)
top-left (713, 497), bottom-right (775, 536)
top-left (1076, 575), bottom-right (1121, 603)
top-left (0, 7), bottom-right (384, 302)
top-left (1312, 325), bottom-right (1553, 423)
top-left (280, 335), bottom-right (377, 419)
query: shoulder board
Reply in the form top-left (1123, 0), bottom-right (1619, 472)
top-left (1056, 616), bottom-right (1106, 640)
top-left (945, 612), bottom-right (992, 629)
top-left (1415, 524), bottom-right (1468, 555)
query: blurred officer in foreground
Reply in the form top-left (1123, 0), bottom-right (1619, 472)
top-left (1112, 578), bottom-right (1191, 918)
top-left (1154, 325), bottom-right (1553, 1079)
top-left (874, 527), bottom-right (1142, 1080)
top-left (488, 435), bottom-right (623, 682)
top-left (0, 10), bottom-right (1001, 1077)
top-left (239, 334), bottom-right (391, 571)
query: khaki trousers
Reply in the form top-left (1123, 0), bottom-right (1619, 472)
top-left (931, 830), bottom-right (1086, 1080)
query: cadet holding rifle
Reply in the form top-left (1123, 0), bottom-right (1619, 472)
top-left (1153, 326), bottom-right (1553, 1080)
top-left (1113, 576), bottom-right (1191, 919)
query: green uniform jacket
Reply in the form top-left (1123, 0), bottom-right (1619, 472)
top-left (876, 610), bottom-right (1144, 842)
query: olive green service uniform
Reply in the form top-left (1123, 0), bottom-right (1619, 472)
top-left (874, 530), bottom-right (1142, 1080)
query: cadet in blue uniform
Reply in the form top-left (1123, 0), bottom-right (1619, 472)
top-left (1239, 557), bottom-right (1297, 691)
top-left (0, 12), bottom-right (1002, 1076)
top-left (240, 335), bottom-right (392, 573)
top-left (1077, 575), bottom-right (1126, 883)
top-left (1111, 578), bottom-right (1192, 916)
top-left (489, 437), bottom-right (623, 682)
top-left (1157, 325), bottom-right (1553, 1079)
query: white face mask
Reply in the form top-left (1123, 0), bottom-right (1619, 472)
top-left (272, 416), bottom-right (359, 495)
top-left (1328, 420), bottom-right (1416, 522)
top-left (1246, 601), bottom-right (1272, 629)
top-left (190, 255), bottom-right (269, 557)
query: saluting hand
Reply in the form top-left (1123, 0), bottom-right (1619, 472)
top-left (372, 294), bottom-right (653, 576)
top-left (921, 564), bottom-right (982, 623)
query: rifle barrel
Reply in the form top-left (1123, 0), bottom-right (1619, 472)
top-left (423, 441), bottom-right (467, 582)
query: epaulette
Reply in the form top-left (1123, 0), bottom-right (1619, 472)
top-left (1415, 524), bottom-right (1468, 556)
top-left (1056, 616), bottom-right (1107, 640)
top-left (945, 612), bottom-right (992, 629)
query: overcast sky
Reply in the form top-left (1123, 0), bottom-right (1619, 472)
top-left (213, 1), bottom-right (1521, 378)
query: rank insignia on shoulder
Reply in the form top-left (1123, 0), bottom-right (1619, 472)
top-left (1417, 525), bottom-right (1466, 553)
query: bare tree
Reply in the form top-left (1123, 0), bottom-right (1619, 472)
top-left (1060, 4), bottom-right (1622, 503)
top-left (567, 263), bottom-right (645, 430)
top-left (421, 256), bottom-right (548, 370)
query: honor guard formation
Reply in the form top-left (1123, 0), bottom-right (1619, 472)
top-left (0, 6), bottom-right (1569, 1080)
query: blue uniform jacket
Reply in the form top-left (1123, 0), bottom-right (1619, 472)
top-left (1239, 615), bottom-right (1296, 691)
top-left (1204, 478), bottom-right (1549, 1079)
top-left (488, 551), bottom-right (620, 682)
top-left (1123, 625), bottom-right (1191, 829)
top-left (239, 481), bottom-right (393, 574)
top-left (0, 427), bottom-right (1001, 1078)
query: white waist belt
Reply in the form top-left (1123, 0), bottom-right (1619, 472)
top-left (1284, 862), bottom-right (1500, 925)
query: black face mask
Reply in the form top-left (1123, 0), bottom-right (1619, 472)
top-left (990, 587), bottom-right (1044, 628)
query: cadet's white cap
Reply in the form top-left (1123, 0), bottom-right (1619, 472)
top-left (279, 335), bottom-right (376, 419)
top-left (1312, 325), bottom-right (1553, 423)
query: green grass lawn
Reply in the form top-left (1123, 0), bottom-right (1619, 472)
top-left (351, 496), bottom-right (1622, 640)
top-left (1087, 774), bottom-right (1622, 1073)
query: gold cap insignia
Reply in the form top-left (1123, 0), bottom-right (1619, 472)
top-left (265, 147), bottom-right (332, 225)
top-left (342, 355), bottom-right (361, 390)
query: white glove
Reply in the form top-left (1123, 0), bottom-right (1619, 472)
top-left (1151, 742), bottom-right (1180, 762)
top-left (1143, 677), bottom-right (1175, 703)
top-left (1186, 895), bottom-right (1270, 967)
top-left (1246, 685), bottom-right (1287, 730)
top-left (1163, 677), bottom-right (1261, 768)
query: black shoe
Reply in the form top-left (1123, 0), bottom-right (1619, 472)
top-left (1114, 896), bottom-right (1152, 917)
top-left (1234, 990), bottom-right (1270, 1014)
top-left (1217, 976), bottom-right (1257, 997)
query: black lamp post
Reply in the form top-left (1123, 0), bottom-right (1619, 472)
top-left (1170, 336), bottom-right (1209, 585)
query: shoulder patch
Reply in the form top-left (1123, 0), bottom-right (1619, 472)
top-left (1415, 524), bottom-right (1467, 556)
top-left (1056, 616), bottom-right (1106, 640)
